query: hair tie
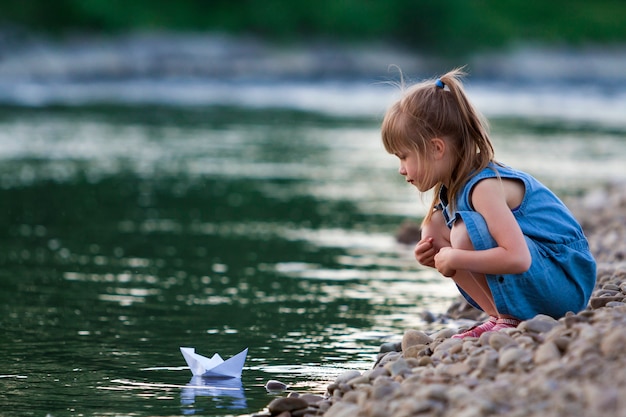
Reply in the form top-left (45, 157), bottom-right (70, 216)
top-left (435, 79), bottom-right (445, 89)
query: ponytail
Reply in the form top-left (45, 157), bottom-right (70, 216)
top-left (381, 67), bottom-right (495, 224)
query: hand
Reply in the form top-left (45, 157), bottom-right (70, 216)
top-left (414, 237), bottom-right (436, 268)
top-left (434, 247), bottom-right (457, 277)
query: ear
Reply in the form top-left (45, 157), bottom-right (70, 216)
top-left (430, 137), bottom-right (446, 160)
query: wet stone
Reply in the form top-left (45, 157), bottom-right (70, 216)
top-left (267, 397), bottom-right (309, 414)
top-left (298, 393), bottom-right (324, 405)
top-left (379, 341), bottom-right (402, 353)
top-left (265, 379), bottom-right (289, 392)
top-left (334, 370), bottom-right (362, 384)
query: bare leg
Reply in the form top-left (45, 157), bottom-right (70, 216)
top-left (420, 210), bottom-right (451, 254)
top-left (449, 219), bottom-right (499, 317)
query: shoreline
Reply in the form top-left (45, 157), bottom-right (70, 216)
top-left (251, 181), bottom-right (626, 417)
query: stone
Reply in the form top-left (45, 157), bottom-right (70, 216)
top-left (402, 329), bottom-right (433, 351)
top-left (418, 356), bottom-right (433, 366)
top-left (600, 327), bottom-right (626, 358)
top-left (498, 347), bottom-right (530, 371)
top-left (387, 357), bottom-right (411, 377)
top-left (265, 379), bottom-right (288, 392)
top-left (371, 379), bottom-right (401, 400)
top-left (267, 397), bottom-right (309, 414)
top-left (433, 338), bottom-right (463, 354)
top-left (430, 328), bottom-right (457, 340)
top-left (334, 370), bottom-right (362, 384)
top-left (534, 341), bottom-right (561, 364)
top-left (298, 393), bottom-right (324, 405)
top-left (421, 310), bottom-right (437, 323)
top-left (589, 296), bottom-right (624, 309)
top-left (403, 344), bottom-right (428, 359)
top-left (521, 315), bottom-right (560, 334)
top-left (323, 401), bottom-right (360, 417)
top-left (442, 361), bottom-right (471, 377)
top-left (487, 332), bottom-right (516, 351)
top-left (379, 341), bottom-right (402, 353)
top-left (347, 374), bottom-right (370, 386)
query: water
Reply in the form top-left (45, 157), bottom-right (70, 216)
top-left (1, 36), bottom-right (626, 417)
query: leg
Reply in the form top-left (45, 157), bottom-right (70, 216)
top-left (420, 210), bottom-right (451, 254)
top-left (449, 218), bottom-right (522, 339)
top-left (449, 219), bottom-right (499, 317)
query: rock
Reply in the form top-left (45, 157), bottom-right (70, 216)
top-left (521, 315), bottom-right (560, 334)
top-left (402, 329), bottom-right (432, 351)
top-left (267, 397), bottom-right (308, 414)
top-left (600, 327), bottom-right (626, 358)
top-left (421, 310), bottom-right (437, 323)
top-left (534, 341), bottom-right (561, 364)
top-left (498, 347), bottom-right (531, 371)
top-left (395, 220), bottom-right (421, 244)
top-left (487, 332), bottom-right (516, 351)
top-left (403, 343), bottom-right (428, 359)
top-left (371, 379), bottom-right (401, 400)
top-left (265, 379), bottom-right (288, 392)
top-left (347, 374), bottom-right (370, 386)
top-left (298, 393), bottom-right (324, 405)
top-left (430, 328), bottom-right (457, 340)
top-left (379, 341), bottom-right (402, 353)
top-left (589, 296), bottom-right (624, 309)
top-left (324, 401), bottom-right (361, 417)
top-left (387, 357), bottom-right (411, 377)
top-left (334, 370), bottom-right (362, 384)
top-left (442, 361), bottom-right (471, 377)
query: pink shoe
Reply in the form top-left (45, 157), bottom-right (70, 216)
top-left (491, 317), bottom-right (521, 331)
top-left (452, 316), bottom-right (497, 339)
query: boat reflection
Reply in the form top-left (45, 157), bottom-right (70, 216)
top-left (180, 376), bottom-right (247, 414)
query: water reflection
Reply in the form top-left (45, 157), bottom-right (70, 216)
top-left (1, 103), bottom-right (625, 416)
top-left (181, 376), bottom-right (246, 414)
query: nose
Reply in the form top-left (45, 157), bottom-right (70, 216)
top-left (398, 164), bottom-right (407, 176)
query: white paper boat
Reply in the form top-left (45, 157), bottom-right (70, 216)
top-left (180, 347), bottom-right (248, 378)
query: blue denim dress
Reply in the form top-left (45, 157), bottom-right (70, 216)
top-left (438, 163), bottom-right (596, 320)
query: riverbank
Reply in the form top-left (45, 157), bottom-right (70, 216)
top-left (252, 181), bottom-right (626, 417)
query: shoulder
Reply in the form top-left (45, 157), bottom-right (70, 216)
top-left (471, 177), bottom-right (504, 198)
top-left (471, 173), bottom-right (525, 211)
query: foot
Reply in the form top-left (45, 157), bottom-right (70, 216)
top-left (451, 316), bottom-right (497, 339)
top-left (491, 317), bottom-right (521, 331)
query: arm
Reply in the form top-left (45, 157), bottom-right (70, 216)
top-left (435, 178), bottom-right (531, 276)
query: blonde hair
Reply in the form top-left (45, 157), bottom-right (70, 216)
top-left (381, 67), bottom-right (495, 224)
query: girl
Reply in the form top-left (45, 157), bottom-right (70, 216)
top-left (382, 68), bottom-right (596, 339)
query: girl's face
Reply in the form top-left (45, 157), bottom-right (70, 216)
top-left (395, 149), bottom-right (437, 192)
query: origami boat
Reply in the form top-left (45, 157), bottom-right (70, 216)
top-left (180, 347), bottom-right (248, 378)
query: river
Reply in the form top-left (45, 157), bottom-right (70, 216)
top-left (1, 33), bottom-right (625, 416)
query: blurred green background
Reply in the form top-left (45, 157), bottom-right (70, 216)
top-left (2, 0), bottom-right (625, 54)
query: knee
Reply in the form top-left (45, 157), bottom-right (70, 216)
top-left (421, 211), bottom-right (450, 250)
top-left (450, 219), bottom-right (474, 250)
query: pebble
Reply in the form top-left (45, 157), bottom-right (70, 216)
top-left (401, 329), bottom-right (432, 351)
top-left (267, 397), bottom-right (308, 414)
top-left (253, 184), bottom-right (626, 417)
top-left (265, 379), bottom-right (289, 392)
